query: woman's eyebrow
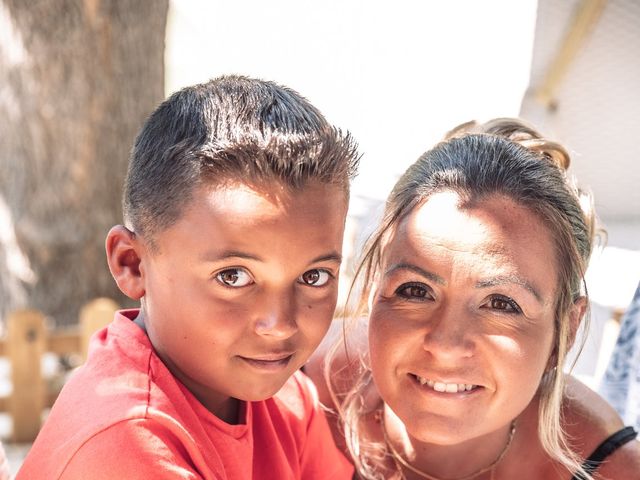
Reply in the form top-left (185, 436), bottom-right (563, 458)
top-left (384, 263), bottom-right (446, 285)
top-left (475, 275), bottom-right (542, 303)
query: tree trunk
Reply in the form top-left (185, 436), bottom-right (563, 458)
top-left (0, 0), bottom-right (168, 326)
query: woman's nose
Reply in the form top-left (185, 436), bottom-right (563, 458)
top-left (421, 304), bottom-right (475, 360)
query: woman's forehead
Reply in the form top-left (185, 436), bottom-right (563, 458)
top-left (394, 192), bottom-right (548, 246)
top-left (382, 192), bottom-right (558, 291)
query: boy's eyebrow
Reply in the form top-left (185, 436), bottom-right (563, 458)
top-left (201, 250), bottom-right (262, 262)
top-left (476, 275), bottom-right (543, 303)
top-left (310, 252), bottom-right (343, 264)
top-left (385, 263), bottom-right (446, 285)
top-left (200, 250), bottom-right (342, 264)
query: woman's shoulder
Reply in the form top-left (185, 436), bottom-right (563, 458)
top-left (563, 375), bottom-right (625, 438)
top-left (562, 374), bottom-right (640, 477)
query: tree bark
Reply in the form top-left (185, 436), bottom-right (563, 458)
top-left (0, 0), bottom-right (168, 325)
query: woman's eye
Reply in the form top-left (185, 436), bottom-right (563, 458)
top-left (487, 296), bottom-right (522, 313)
top-left (298, 269), bottom-right (331, 287)
top-left (395, 283), bottom-right (432, 300)
top-left (215, 268), bottom-right (253, 287)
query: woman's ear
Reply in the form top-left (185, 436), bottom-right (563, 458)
top-left (105, 226), bottom-right (146, 300)
top-left (567, 296), bottom-right (588, 351)
top-left (544, 296), bottom-right (589, 373)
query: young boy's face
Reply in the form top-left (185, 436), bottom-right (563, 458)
top-left (128, 181), bottom-right (348, 418)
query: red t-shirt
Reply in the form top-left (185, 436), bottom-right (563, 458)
top-left (18, 310), bottom-right (353, 480)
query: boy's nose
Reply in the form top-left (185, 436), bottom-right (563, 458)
top-left (254, 296), bottom-right (298, 339)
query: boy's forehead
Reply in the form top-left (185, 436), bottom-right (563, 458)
top-left (203, 181), bottom-right (289, 208)
top-left (176, 180), bottom-right (348, 225)
top-left (149, 179), bottom-right (349, 260)
top-left (203, 179), bottom-right (343, 206)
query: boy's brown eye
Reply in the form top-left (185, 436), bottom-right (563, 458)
top-left (216, 268), bottom-right (253, 287)
top-left (299, 269), bottom-right (331, 287)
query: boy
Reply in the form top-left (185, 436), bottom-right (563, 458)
top-left (18, 76), bottom-right (359, 479)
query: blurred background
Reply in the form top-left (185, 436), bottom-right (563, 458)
top-left (1, 0), bottom-right (638, 475)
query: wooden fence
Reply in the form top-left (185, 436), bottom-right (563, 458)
top-left (1, 298), bottom-right (118, 442)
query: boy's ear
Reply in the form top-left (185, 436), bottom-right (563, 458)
top-left (105, 225), bottom-right (146, 300)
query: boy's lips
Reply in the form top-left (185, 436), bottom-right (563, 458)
top-left (238, 352), bottom-right (295, 371)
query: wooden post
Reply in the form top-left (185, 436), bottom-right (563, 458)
top-left (79, 297), bottom-right (118, 361)
top-left (7, 309), bottom-right (46, 442)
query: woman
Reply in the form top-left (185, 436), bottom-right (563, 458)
top-left (313, 119), bottom-right (640, 480)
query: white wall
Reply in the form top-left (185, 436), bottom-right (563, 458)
top-left (165, 0), bottom-right (538, 204)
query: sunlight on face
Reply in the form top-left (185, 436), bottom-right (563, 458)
top-left (369, 191), bottom-right (558, 445)
top-left (140, 181), bottom-right (348, 416)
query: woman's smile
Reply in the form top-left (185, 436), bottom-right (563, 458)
top-left (369, 191), bottom-right (557, 445)
top-left (410, 374), bottom-right (479, 394)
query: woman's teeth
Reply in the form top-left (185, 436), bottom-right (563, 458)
top-left (415, 375), bottom-right (476, 393)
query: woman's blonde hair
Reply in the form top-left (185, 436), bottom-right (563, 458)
top-left (331, 118), bottom-right (597, 480)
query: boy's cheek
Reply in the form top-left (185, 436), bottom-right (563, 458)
top-left (302, 306), bottom-right (338, 346)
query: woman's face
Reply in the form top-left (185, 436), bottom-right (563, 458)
top-left (369, 191), bottom-right (559, 445)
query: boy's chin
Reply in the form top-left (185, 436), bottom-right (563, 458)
top-left (234, 377), bottom-right (294, 403)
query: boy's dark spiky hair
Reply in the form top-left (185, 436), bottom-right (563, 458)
top-left (123, 75), bottom-right (359, 245)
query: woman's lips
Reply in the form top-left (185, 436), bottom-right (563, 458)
top-left (410, 373), bottom-right (481, 394)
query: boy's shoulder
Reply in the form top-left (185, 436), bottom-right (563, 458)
top-left (46, 310), bottom-right (156, 423)
top-left (17, 311), bottom-right (207, 479)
